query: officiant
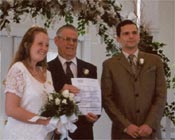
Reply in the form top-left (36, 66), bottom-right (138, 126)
top-left (48, 24), bottom-right (99, 140)
top-left (101, 20), bottom-right (167, 139)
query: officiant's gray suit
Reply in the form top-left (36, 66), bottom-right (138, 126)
top-left (101, 51), bottom-right (167, 139)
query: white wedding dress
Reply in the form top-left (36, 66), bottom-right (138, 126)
top-left (3, 62), bottom-right (54, 140)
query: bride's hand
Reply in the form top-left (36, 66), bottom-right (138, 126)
top-left (45, 117), bottom-right (59, 133)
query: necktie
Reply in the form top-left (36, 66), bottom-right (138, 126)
top-left (65, 61), bottom-right (74, 84)
top-left (128, 54), bottom-right (137, 76)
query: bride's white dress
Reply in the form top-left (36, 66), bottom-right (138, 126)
top-left (3, 62), bottom-right (54, 140)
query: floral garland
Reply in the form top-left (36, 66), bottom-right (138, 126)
top-left (0, 0), bottom-right (122, 55)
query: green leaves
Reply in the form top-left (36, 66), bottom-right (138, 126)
top-left (164, 102), bottom-right (175, 125)
top-left (65, 12), bottom-right (73, 24)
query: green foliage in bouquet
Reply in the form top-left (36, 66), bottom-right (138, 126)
top-left (41, 90), bottom-right (79, 118)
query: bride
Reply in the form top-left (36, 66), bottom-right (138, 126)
top-left (3, 26), bottom-right (57, 140)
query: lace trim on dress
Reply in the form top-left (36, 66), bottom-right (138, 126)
top-left (5, 64), bottom-right (25, 97)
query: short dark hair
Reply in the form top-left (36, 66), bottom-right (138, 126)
top-left (116, 20), bottom-right (138, 37)
top-left (56, 24), bottom-right (77, 36)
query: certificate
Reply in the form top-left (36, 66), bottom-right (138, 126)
top-left (71, 78), bottom-right (102, 115)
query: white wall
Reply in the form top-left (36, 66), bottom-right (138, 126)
top-left (158, 1), bottom-right (175, 138)
top-left (0, 36), bottom-right (14, 139)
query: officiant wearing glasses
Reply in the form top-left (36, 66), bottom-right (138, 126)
top-left (48, 24), bottom-right (99, 140)
top-left (101, 20), bottom-right (167, 139)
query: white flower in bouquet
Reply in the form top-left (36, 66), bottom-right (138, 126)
top-left (48, 94), bottom-right (53, 101)
top-left (40, 90), bottom-right (80, 140)
top-left (62, 99), bottom-right (67, 104)
top-left (62, 90), bottom-right (70, 98)
top-left (55, 98), bottom-right (60, 105)
top-left (69, 93), bottom-right (75, 101)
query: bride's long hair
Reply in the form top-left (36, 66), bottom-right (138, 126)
top-left (9, 26), bottom-right (48, 70)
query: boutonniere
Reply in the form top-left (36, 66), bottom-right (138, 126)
top-left (139, 58), bottom-right (144, 65)
top-left (83, 68), bottom-right (89, 75)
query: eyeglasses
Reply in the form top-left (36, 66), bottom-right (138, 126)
top-left (58, 36), bottom-right (78, 43)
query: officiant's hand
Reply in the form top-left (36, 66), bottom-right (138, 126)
top-left (62, 84), bottom-right (80, 95)
top-left (125, 124), bottom-right (140, 138)
top-left (138, 124), bottom-right (152, 137)
top-left (86, 112), bottom-right (98, 123)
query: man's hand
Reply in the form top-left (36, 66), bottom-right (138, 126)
top-left (62, 84), bottom-right (80, 95)
top-left (85, 112), bottom-right (98, 123)
top-left (138, 124), bottom-right (152, 137)
top-left (125, 124), bottom-right (140, 138)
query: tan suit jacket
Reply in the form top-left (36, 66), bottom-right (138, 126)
top-left (101, 51), bottom-right (167, 139)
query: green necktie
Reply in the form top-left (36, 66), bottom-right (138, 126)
top-left (128, 54), bottom-right (137, 76)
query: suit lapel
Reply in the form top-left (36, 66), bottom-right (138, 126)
top-left (52, 57), bottom-right (67, 80)
top-left (77, 58), bottom-right (84, 77)
top-left (135, 51), bottom-right (145, 78)
top-left (118, 52), bottom-right (146, 78)
top-left (56, 58), bottom-right (66, 75)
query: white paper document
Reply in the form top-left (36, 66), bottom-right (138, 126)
top-left (71, 78), bottom-right (102, 115)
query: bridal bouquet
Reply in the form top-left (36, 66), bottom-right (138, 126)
top-left (41, 90), bottom-right (79, 140)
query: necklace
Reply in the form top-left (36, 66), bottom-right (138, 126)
top-left (28, 67), bottom-right (46, 83)
top-left (28, 67), bottom-right (40, 76)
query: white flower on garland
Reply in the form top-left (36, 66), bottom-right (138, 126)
top-left (79, 0), bottom-right (87, 5)
top-left (0, 10), bottom-right (2, 17)
top-left (0, 0), bottom-right (122, 56)
top-left (0, 0), bottom-right (121, 31)
top-left (6, 0), bottom-right (14, 6)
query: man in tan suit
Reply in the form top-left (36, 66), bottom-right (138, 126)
top-left (101, 20), bottom-right (167, 139)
